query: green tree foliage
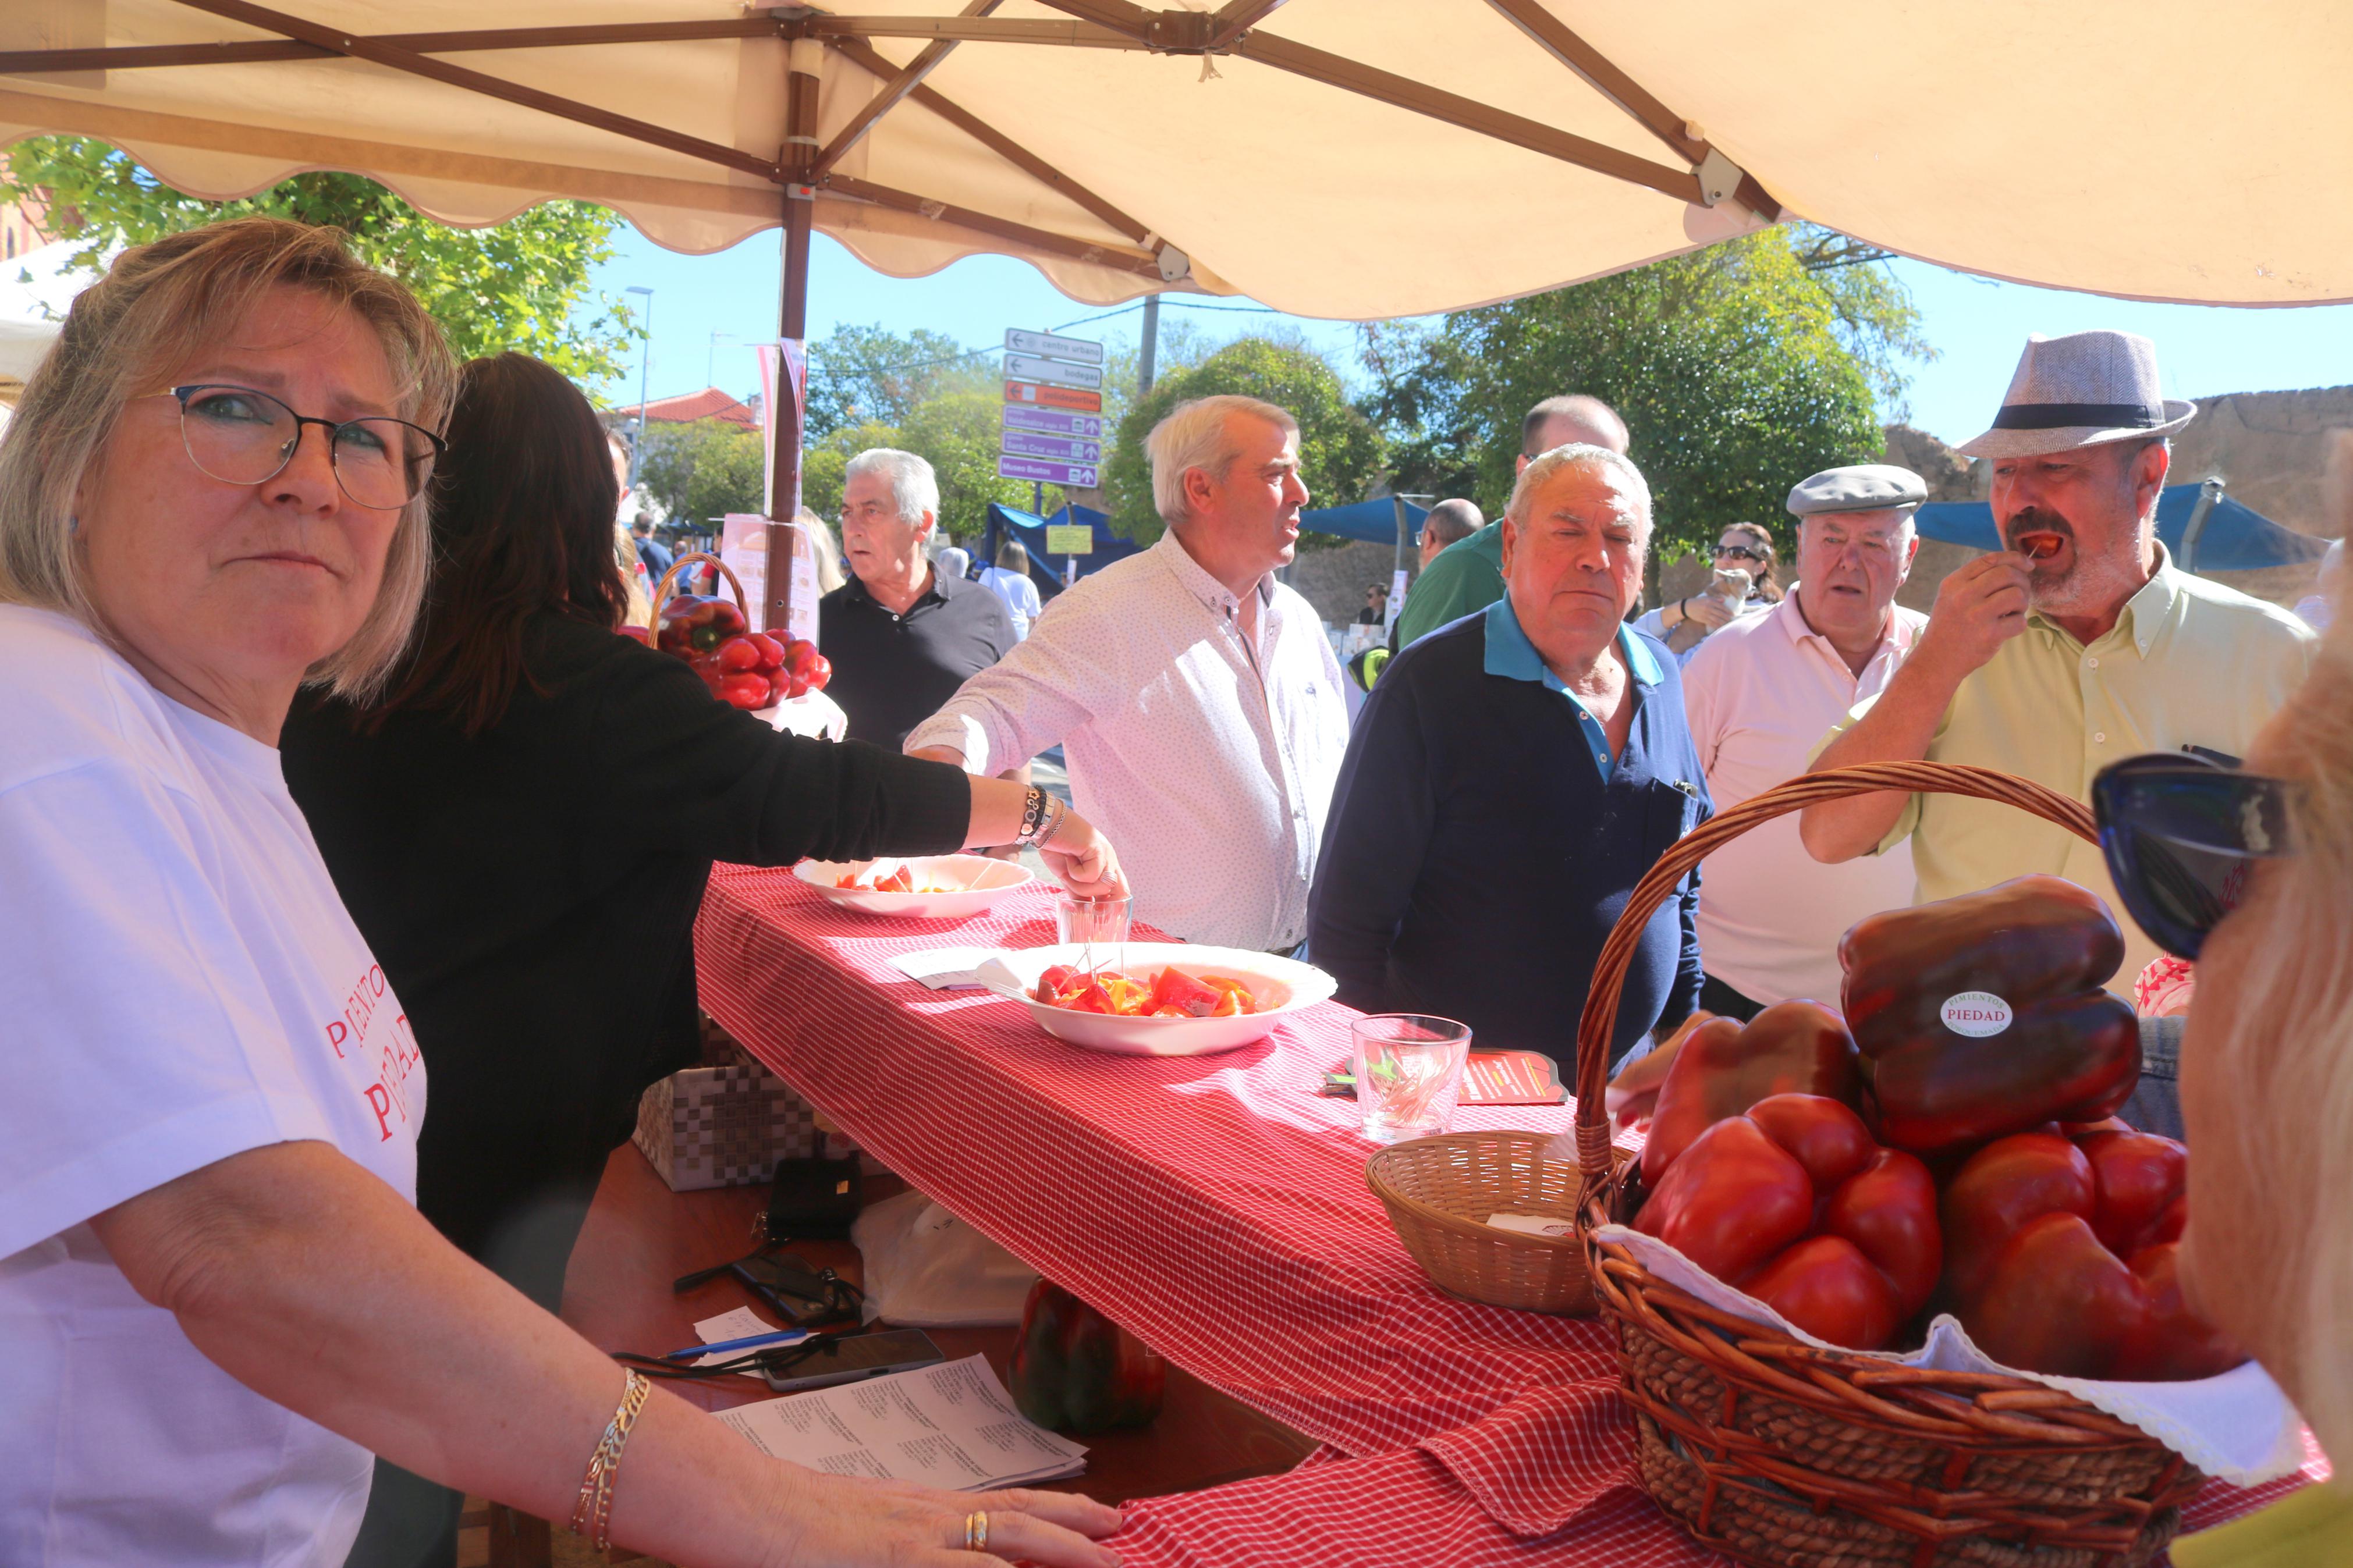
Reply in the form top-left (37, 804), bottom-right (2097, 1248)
top-left (901, 387), bottom-right (1056, 543)
top-left (1101, 335), bottom-right (1384, 546)
top-left (1360, 226), bottom-right (1925, 559)
top-left (804, 322), bottom-right (982, 438)
top-left (639, 418), bottom-right (766, 524)
top-left (2, 136), bottom-right (636, 385)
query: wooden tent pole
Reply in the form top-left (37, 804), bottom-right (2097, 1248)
top-left (765, 40), bottom-right (821, 632)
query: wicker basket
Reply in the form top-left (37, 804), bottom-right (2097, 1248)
top-left (647, 550), bottom-right (749, 632)
top-left (1367, 1130), bottom-right (1609, 1314)
top-left (1574, 761), bottom-right (2204, 1568)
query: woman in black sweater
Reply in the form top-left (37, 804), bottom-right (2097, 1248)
top-left (281, 354), bottom-right (1121, 1568)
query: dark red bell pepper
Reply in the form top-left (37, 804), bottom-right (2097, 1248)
top-left (1837, 876), bottom-right (2141, 1153)
top-left (1942, 1127), bottom-right (2245, 1380)
top-left (1635, 1093), bottom-right (1940, 1350)
top-left (1009, 1279), bottom-right (1166, 1433)
top-left (1639, 1001), bottom-right (1861, 1185)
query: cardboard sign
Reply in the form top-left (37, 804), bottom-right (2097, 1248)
top-left (721, 514), bottom-right (820, 642)
top-left (1045, 524), bottom-right (1094, 555)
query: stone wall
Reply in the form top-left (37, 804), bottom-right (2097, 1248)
top-left (1286, 538), bottom-right (1414, 627)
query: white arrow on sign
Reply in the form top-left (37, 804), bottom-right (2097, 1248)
top-left (1004, 328), bottom-right (1105, 365)
top-left (1003, 353), bottom-right (1102, 391)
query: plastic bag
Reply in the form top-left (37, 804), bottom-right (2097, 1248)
top-left (850, 1189), bottom-right (1038, 1327)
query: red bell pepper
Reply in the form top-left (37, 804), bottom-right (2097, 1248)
top-left (1635, 1093), bottom-right (1940, 1349)
top-left (1639, 1001), bottom-right (1862, 1185)
top-left (1009, 1279), bottom-right (1166, 1433)
top-left (1942, 1127), bottom-right (2245, 1380)
top-left (1837, 876), bottom-right (2141, 1153)
top-left (717, 671), bottom-right (772, 710)
top-left (1147, 965), bottom-right (1222, 1018)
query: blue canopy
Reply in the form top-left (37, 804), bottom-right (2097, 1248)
top-left (981, 502), bottom-right (1144, 595)
top-left (1912, 482), bottom-right (2329, 573)
top-left (1297, 497), bottom-right (1429, 546)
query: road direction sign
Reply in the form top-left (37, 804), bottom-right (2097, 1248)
top-left (1004, 328), bottom-right (1105, 365)
top-left (1046, 524), bottom-right (1094, 554)
top-left (998, 454), bottom-right (1099, 488)
top-left (1004, 380), bottom-right (1103, 413)
top-left (1004, 352), bottom-right (1102, 391)
top-left (1001, 430), bottom-right (1102, 464)
top-left (1002, 404), bottom-right (1105, 440)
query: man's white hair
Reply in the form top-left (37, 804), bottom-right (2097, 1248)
top-left (845, 447), bottom-right (939, 526)
top-left (1506, 442), bottom-right (1653, 528)
top-left (1146, 394), bottom-right (1298, 528)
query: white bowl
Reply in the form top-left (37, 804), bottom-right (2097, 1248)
top-left (975, 942), bottom-right (1338, 1057)
top-left (796, 855), bottom-right (1034, 920)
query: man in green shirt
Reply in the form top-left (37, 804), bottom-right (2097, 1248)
top-left (1802, 330), bottom-right (2316, 991)
top-left (1390, 394), bottom-right (1628, 649)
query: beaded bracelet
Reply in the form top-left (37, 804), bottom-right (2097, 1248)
top-left (570, 1370), bottom-right (651, 1552)
top-left (1014, 783), bottom-right (1049, 845)
top-left (1033, 792), bottom-right (1068, 850)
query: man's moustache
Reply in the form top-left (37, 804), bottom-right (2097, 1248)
top-left (2002, 508), bottom-right (2075, 550)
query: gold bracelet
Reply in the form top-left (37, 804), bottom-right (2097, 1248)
top-left (569, 1370), bottom-right (651, 1552)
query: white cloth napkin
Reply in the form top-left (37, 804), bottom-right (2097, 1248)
top-left (1594, 1223), bottom-right (2306, 1485)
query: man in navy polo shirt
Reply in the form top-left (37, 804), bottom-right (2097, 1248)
top-left (1309, 443), bottom-right (1709, 1065)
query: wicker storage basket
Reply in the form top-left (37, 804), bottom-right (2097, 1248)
top-left (1367, 1130), bottom-right (1605, 1314)
top-left (1574, 761), bottom-right (2204, 1568)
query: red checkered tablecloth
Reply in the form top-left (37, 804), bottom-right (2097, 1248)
top-left (693, 867), bottom-right (2325, 1562)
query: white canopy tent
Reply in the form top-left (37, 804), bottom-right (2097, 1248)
top-left (5, 0), bottom-right (2349, 614)
top-left (0, 237), bottom-right (83, 402)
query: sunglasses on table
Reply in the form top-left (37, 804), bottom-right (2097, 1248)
top-left (2091, 749), bottom-right (2296, 961)
top-left (1713, 543), bottom-right (1769, 563)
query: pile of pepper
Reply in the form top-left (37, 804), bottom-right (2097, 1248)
top-left (1032, 964), bottom-right (1257, 1018)
top-left (629, 593), bottom-right (832, 711)
top-left (1629, 875), bottom-right (2243, 1379)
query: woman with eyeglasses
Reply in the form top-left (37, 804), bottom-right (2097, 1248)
top-left (2088, 593), bottom-right (2353, 1561)
top-left (1634, 520), bottom-right (1783, 660)
top-left (281, 350), bottom-right (1128, 1567)
top-left (0, 221), bottom-right (1121, 1568)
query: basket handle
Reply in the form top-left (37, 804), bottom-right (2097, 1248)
top-left (1570, 762), bottom-right (2099, 1181)
top-left (646, 550), bottom-right (752, 637)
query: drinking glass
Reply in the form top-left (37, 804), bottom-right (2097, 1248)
top-left (1055, 893), bottom-right (1131, 976)
top-left (1351, 1014), bottom-right (1473, 1143)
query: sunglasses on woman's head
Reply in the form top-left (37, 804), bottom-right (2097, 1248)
top-left (2092, 751), bottom-right (2295, 961)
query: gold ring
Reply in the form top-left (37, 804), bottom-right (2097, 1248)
top-left (964, 1510), bottom-right (989, 1552)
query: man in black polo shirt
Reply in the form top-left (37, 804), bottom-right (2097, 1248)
top-left (821, 449), bottom-right (1017, 749)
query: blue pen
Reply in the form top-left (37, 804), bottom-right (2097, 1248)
top-left (665, 1328), bottom-right (810, 1361)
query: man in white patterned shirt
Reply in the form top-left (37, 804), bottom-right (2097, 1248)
top-left (907, 395), bottom-right (1349, 950)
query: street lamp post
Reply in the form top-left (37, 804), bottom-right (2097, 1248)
top-left (625, 285), bottom-right (654, 488)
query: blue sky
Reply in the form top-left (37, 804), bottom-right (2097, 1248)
top-left (588, 226), bottom-right (2353, 449)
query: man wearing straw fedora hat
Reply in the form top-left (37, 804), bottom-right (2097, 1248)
top-left (1800, 330), bottom-right (2315, 993)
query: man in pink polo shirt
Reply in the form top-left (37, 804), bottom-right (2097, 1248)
top-left (1680, 465), bottom-right (1930, 1017)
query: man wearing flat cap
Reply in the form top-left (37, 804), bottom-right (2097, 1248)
top-left (1802, 330), bottom-right (2315, 993)
top-left (1679, 465), bottom-right (1928, 1018)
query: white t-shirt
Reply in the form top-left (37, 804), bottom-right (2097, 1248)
top-left (977, 564), bottom-right (1042, 639)
top-left (0, 605), bottom-right (424, 1567)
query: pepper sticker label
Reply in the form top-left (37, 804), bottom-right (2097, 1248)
top-left (1941, 991), bottom-right (2013, 1037)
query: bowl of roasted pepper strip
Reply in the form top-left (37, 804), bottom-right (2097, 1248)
top-left (975, 942), bottom-right (1337, 1056)
top-left (796, 855), bottom-right (1033, 920)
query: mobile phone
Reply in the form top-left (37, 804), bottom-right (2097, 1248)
top-left (761, 1329), bottom-right (946, 1394)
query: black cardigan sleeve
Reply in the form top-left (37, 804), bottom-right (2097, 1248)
top-left (546, 618), bottom-right (973, 867)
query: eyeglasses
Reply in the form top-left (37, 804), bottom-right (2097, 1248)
top-left (2091, 751), bottom-right (2295, 960)
top-left (150, 383), bottom-right (446, 510)
top-left (1714, 543), bottom-right (1769, 563)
